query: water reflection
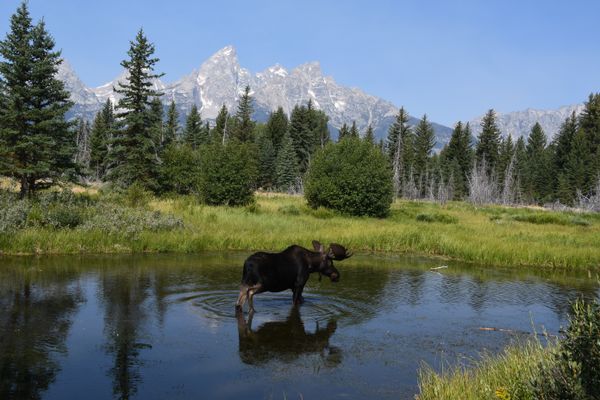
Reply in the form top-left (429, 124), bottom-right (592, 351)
top-left (0, 254), bottom-right (597, 400)
top-left (236, 307), bottom-right (341, 367)
top-left (99, 266), bottom-right (153, 400)
top-left (0, 267), bottom-right (82, 400)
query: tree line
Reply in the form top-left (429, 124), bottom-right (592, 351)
top-left (1, 2), bottom-right (599, 211)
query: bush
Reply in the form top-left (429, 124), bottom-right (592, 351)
top-left (305, 138), bottom-right (393, 217)
top-left (158, 144), bottom-right (202, 194)
top-left (532, 298), bottom-right (600, 399)
top-left (198, 142), bottom-right (258, 206)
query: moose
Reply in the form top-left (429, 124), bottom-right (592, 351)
top-left (236, 306), bottom-right (341, 366)
top-left (235, 241), bottom-right (352, 312)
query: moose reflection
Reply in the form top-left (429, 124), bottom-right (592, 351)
top-left (236, 307), bottom-right (341, 367)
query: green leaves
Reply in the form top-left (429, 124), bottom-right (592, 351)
top-left (305, 137), bottom-right (393, 217)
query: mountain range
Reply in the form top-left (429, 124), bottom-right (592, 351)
top-left (57, 45), bottom-right (588, 148)
top-left (57, 45), bottom-right (452, 147)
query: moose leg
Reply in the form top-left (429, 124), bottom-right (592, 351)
top-left (236, 284), bottom-right (249, 310)
top-left (292, 286), bottom-right (305, 305)
top-left (247, 284), bottom-right (263, 313)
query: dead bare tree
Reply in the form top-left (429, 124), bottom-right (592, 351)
top-left (577, 176), bottom-right (600, 212)
top-left (500, 154), bottom-right (518, 206)
top-left (468, 158), bottom-right (498, 206)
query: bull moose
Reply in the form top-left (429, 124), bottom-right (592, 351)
top-left (235, 241), bottom-right (352, 312)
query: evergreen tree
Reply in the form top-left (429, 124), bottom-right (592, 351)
top-left (89, 100), bottom-right (114, 180)
top-left (386, 107), bottom-right (414, 192)
top-left (275, 132), bottom-right (300, 191)
top-left (107, 29), bottom-right (163, 190)
top-left (338, 123), bottom-right (350, 141)
top-left (256, 128), bottom-right (277, 190)
top-left (149, 97), bottom-right (163, 152)
top-left (163, 100), bottom-right (179, 146)
top-left (232, 85), bottom-right (255, 142)
top-left (524, 122), bottom-right (550, 202)
top-left (266, 106), bottom-right (288, 151)
top-left (184, 104), bottom-right (205, 149)
top-left (0, 4), bottom-right (74, 197)
top-left (567, 128), bottom-right (591, 197)
top-left (553, 112), bottom-right (578, 174)
top-left (497, 134), bottom-right (514, 189)
top-left (476, 109), bottom-right (501, 175)
top-left (288, 104), bottom-right (311, 173)
top-left (578, 93), bottom-right (600, 192)
top-left (365, 125), bottom-right (375, 144)
top-left (440, 121), bottom-right (472, 199)
top-left (413, 114), bottom-right (436, 184)
top-left (213, 104), bottom-right (229, 144)
top-left (513, 136), bottom-right (527, 200)
top-left (306, 101), bottom-right (330, 150)
top-left (349, 121), bottom-right (360, 139)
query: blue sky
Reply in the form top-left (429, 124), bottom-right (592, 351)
top-left (1, 0), bottom-right (598, 126)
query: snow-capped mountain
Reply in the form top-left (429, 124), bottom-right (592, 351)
top-left (469, 103), bottom-right (585, 141)
top-left (61, 45), bottom-right (452, 145)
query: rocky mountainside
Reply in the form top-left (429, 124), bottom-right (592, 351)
top-left (60, 46), bottom-right (452, 147)
top-left (468, 103), bottom-right (585, 141)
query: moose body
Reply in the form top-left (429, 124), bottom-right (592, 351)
top-left (235, 241), bottom-right (351, 312)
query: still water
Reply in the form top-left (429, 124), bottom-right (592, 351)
top-left (0, 253), bottom-right (598, 400)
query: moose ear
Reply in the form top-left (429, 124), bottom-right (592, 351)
top-left (312, 240), bottom-right (324, 253)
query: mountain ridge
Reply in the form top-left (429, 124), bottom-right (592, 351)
top-left (58, 45), bottom-right (453, 147)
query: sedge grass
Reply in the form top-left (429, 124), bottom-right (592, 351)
top-left (416, 338), bottom-right (555, 400)
top-left (1, 193), bottom-right (600, 269)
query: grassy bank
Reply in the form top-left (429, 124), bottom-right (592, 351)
top-left (1, 192), bottom-right (600, 268)
top-left (417, 339), bottom-right (553, 400)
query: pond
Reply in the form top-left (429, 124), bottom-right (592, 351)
top-left (0, 253), bottom-right (598, 400)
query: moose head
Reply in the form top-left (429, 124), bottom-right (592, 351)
top-left (312, 241), bottom-right (353, 282)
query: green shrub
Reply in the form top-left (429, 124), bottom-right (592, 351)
top-left (416, 212), bottom-right (458, 224)
top-left (80, 204), bottom-right (183, 236)
top-left (305, 138), bottom-right (393, 217)
top-left (158, 144), bottom-right (202, 194)
top-left (45, 205), bottom-right (83, 229)
top-left (532, 298), bottom-right (600, 399)
top-left (0, 190), bottom-right (30, 233)
top-left (124, 182), bottom-right (152, 208)
top-left (198, 142), bottom-right (258, 206)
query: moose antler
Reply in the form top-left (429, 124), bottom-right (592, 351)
top-left (328, 243), bottom-right (353, 260)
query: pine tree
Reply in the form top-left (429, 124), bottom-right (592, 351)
top-left (213, 104), bottom-right (229, 144)
top-left (163, 101), bottom-right (179, 146)
top-left (578, 93), bottom-right (600, 191)
top-left (107, 29), bottom-right (163, 190)
top-left (288, 105), bottom-right (311, 173)
top-left (349, 121), bottom-right (359, 138)
top-left (275, 132), bottom-right (300, 191)
top-left (386, 107), bottom-right (410, 160)
top-left (413, 114), bottom-right (436, 185)
top-left (184, 104), bottom-right (205, 149)
top-left (338, 123), bottom-right (350, 141)
top-left (306, 101), bottom-right (330, 150)
top-left (476, 109), bottom-right (501, 175)
top-left (524, 122), bottom-right (550, 202)
top-left (497, 134), bottom-right (514, 189)
top-left (441, 121), bottom-right (472, 199)
top-left (513, 136), bottom-right (527, 200)
top-left (89, 100), bottom-right (114, 180)
top-left (365, 125), bottom-right (375, 144)
top-left (0, 4), bottom-right (74, 197)
top-left (266, 106), bottom-right (288, 151)
top-left (256, 129), bottom-right (277, 189)
top-left (567, 128), bottom-right (591, 196)
top-left (232, 85), bottom-right (255, 142)
top-left (149, 97), bottom-right (163, 152)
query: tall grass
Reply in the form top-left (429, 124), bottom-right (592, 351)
top-left (1, 192), bottom-right (600, 269)
top-left (417, 339), bottom-right (555, 400)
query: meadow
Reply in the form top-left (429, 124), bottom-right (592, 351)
top-left (1, 190), bottom-right (600, 269)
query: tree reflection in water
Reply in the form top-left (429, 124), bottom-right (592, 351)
top-left (0, 272), bottom-right (82, 400)
top-left (236, 307), bottom-right (341, 368)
